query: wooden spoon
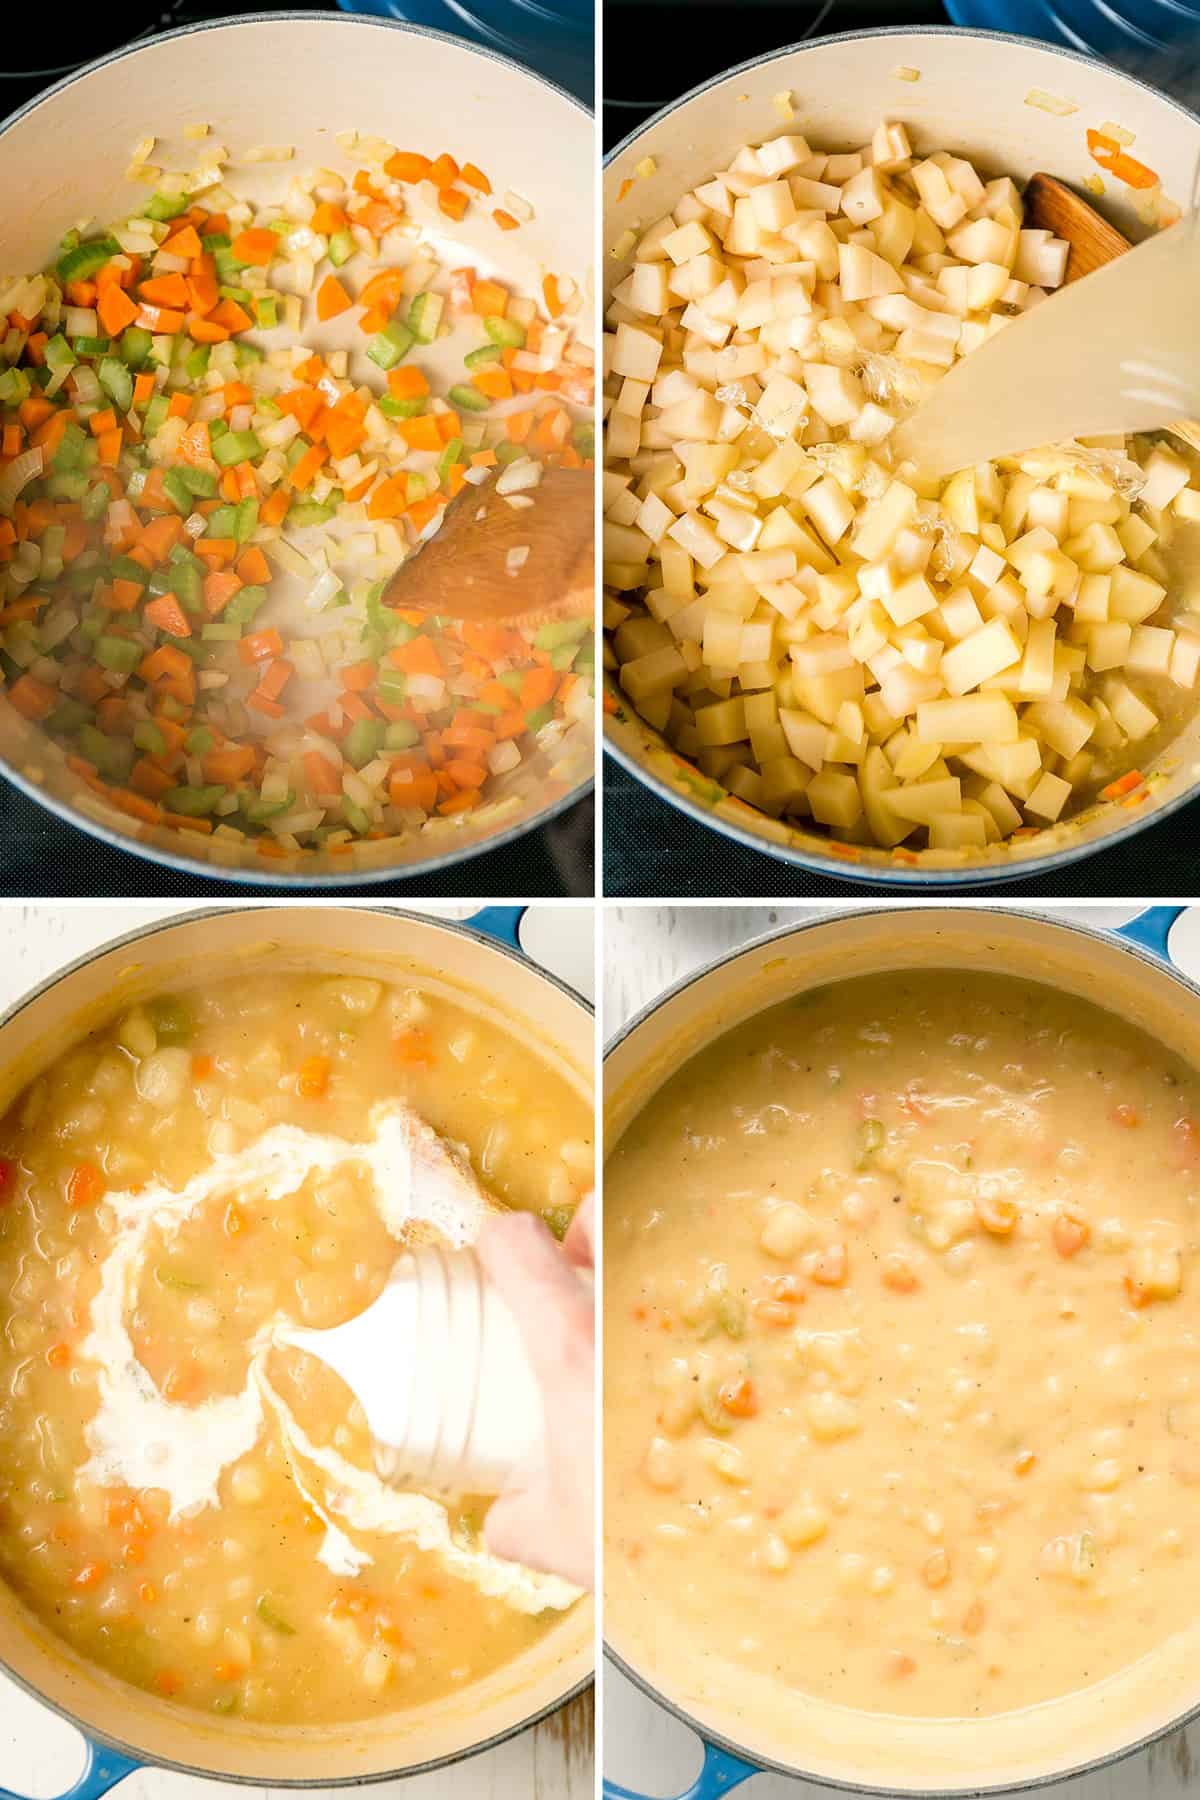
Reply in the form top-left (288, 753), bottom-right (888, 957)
top-left (383, 464), bottom-right (593, 628)
top-left (1023, 172), bottom-right (1200, 455)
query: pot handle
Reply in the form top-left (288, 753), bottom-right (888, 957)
top-left (604, 1744), bottom-right (759, 1800)
top-left (1114, 906), bottom-right (1185, 963)
top-left (465, 906), bottom-right (527, 951)
top-left (0, 1741), bottom-right (140, 1800)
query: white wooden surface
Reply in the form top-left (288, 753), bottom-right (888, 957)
top-left (603, 902), bottom-right (1200, 1800)
top-left (0, 900), bottom-right (595, 1800)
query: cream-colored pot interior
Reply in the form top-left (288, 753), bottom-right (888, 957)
top-left (605, 908), bottom-right (1200, 1792)
top-left (0, 15), bottom-right (593, 884)
top-left (603, 30), bottom-right (1200, 884)
top-left (0, 907), bottom-right (593, 1781)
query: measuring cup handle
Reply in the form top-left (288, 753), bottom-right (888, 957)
top-left (0, 1739), bottom-right (140, 1800)
top-left (465, 906), bottom-right (527, 950)
top-left (1114, 906), bottom-right (1185, 964)
top-left (603, 1743), bottom-right (758, 1800)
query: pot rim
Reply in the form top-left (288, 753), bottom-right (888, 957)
top-left (602, 24), bottom-right (1200, 890)
top-left (0, 901), bottom-right (594, 1784)
top-left (602, 901), bottom-right (1200, 1794)
top-left (0, 10), bottom-right (593, 891)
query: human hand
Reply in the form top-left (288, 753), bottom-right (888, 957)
top-left (475, 1194), bottom-right (594, 1590)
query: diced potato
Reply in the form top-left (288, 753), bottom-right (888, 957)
top-left (1025, 770), bottom-right (1071, 821)
top-left (941, 618), bottom-right (1022, 695)
top-left (884, 776), bottom-right (962, 825)
top-left (916, 694), bottom-right (1019, 743)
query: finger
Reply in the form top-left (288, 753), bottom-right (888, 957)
top-left (563, 1190), bottom-right (595, 1272)
top-left (477, 1211), bottom-right (594, 1386)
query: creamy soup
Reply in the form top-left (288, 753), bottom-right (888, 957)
top-left (605, 971), bottom-right (1200, 1723)
top-left (0, 968), bottom-right (591, 1721)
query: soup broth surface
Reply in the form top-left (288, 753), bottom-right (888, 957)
top-left (605, 971), bottom-right (1200, 1720)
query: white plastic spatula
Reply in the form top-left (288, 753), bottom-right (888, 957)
top-left (279, 1243), bottom-right (545, 1498)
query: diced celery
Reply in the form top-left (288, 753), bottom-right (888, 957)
top-left (378, 394), bottom-right (426, 419)
top-left (201, 622), bottom-right (242, 642)
top-left (179, 466), bottom-right (218, 499)
top-left (162, 469), bottom-right (194, 515)
top-left (464, 343), bottom-right (503, 369)
top-left (185, 726), bottom-right (216, 755)
top-left (344, 800), bottom-right (371, 836)
top-left (483, 315), bottom-right (526, 349)
top-left (0, 367), bottom-right (31, 406)
top-left (144, 192), bottom-right (188, 222)
top-left (185, 344), bottom-right (211, 383)
top-left (81, 483), bottom-right (109, 524)
top-left (133, 721), bottom-right (167, 756)
top-left (163, 785), bottom-right (224, 816)
top-left (328, 231), bottom-right (355, 268)
top-left (224, 584), bottom-right (267, 627)
top-left (98, 358), bottom-right (133, 413)
top-left (535, 618), bottom-right (590, 651)
top-left (80, 725), bottom-right (133, 780)
top-left (287, 501), bottom-right (334, 527)
top-left (95, 635), bottom-right (142, 674)
top-left (525, 702), bottom-right (555, 733)
top-left (366, 321), bottom-right (415, 372)
top-left (109, 556), bottom-right (148, 587)
top-left (71, 336), bottom-right (110, 358)
top-left (49, 697), bottom-right (92, 735)
top-left (143, 394), bottom-right (169, 437)
top-left (45, 471), bottom-right (88, 501)
top-left (495, 441), bottom-right (525, 465)
top-left (572, 421), bottom-right (594, 459)
top-left (44, 335), bottom-right (77, 380)
top-left (285, 436), bottom-right (310, 469)
top-left (253, 295), bottom-right (279, 329)
top-left (56, 236), bottom-right (121, 283)
top-left (39, 524), bottom-right (66, 581)
top-left (121, 327), bottom-right (154, 369)
top-left (245, 790), bottom-right (295, 822)
top-left (384, 719), bottom-right (420, 750)
top-left (51, 419), bottom-right (87, 469)
top-left (212, 429), bottom-right (263, 468)
top-left (234, 498), bottom-right (259, 542)
top-left (448, 383), bottom-right (489, 414)
top-left (407, 292), bottom-right (444, 344)
top-left (202, 233), bottom-right (232, 254)
top-left (344, 718), bottom-right (384, 767)
top-left (437, 436), bottom-right (464, 486)
top-left (235, 341), bottom-right (264, 368)
top-left (206, 504), bottom-right (239, 540)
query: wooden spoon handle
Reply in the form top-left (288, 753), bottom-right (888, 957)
top-left (1023, 172), bottom-right (1200, 456)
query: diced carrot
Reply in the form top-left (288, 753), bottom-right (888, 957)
top-left (231, 227), bottom-right (279, 267)
top-left (400, 415), bottom-right (442, 453)
top-left (437, 789), bottom-right (479, 816)
top-left (97, 284), bottom-right (138, 337)
top-left (135, 304), bottom-right (185, 334)
top-left (387, 366), bottom-right (431, 401)
top-left (493, 209), bottom-right (520, 231)
top-left (187, 313), bottom-right (229, 344)
top-left (521, 666), bottom-right (559, 710)
top-left (235, 545), bottom-right (271, 585)
top-left (196, 537), bottom-right (237, 566)
top-left (406, 495), bottom-right (444, 533)
top-left (47, 1342), bottom-right (71, 1370)
top-left (6, 673), bottom-right (57, 720)
top-left (719, 1375), bottom-right (758, 1418)
top-left (438, 188), bottom-right (469, 222)
top-left (384, 151), bottom-right (433, 182)
top-left (461, 162), bottom-right (492, 195)
top-left (210, 297), bottom-right (253, 334)
top-left (132, 372), bottom-right (156, 406)
top-left (238, 628), bottom-right (284, 665)
top-left (65, 279), bottom-right (97, 308)
top-left (140, 272), bottom-right (190, 309)
top-left (297, 1054), bottom-right (331, 1099)
top-left (203, 744), bottom-right (256, 785)
top-left (109, 787), bottom-right (164, 827)
top-left (367, 473), bottom-right (408, 521)
top-left (130, 757), bottom-right (175, 801)
top-left (68, 1161), bottom-right (104, 1207)
top-left (1101, 769), bottom-right (1144, 801)
top-left (144, 592), bottom-right (192, 638)
top-left (256, 659), bottom-right (293, 703)
top-left (160, 224), bottom-right (203, 260)
top-left (1, 423), bottom-right (21, 458)
top-left (223, 381), bottom-right (253, 410)
top-left (167, 392), bottom-right (193, 420)
top-left (311, 202), bottom-right (350, 234)
top-left (324, 412), bottom-right (367, 460)
top-left (140, 515), bottom-right (184, 561)
top-left (472, 279), bottom-right (508, 317)
top-left (389, 633), bottom-right (443, 678)
top-left (303, 749), bottom-right (342, 796)
top-left (470, 448), bottom-right (498, 468)
top-left (316, 274), bottom-right (353, 321)
top-left (444, 757), bottom-right (487, 788)
top-left (429, 153), bottom-right (460, 188)
top-left (74, 1561), bottom-right (108, 1591)
top-left (506, 409), bottom-right (534, 443)
top-left (288, 443), bottom-right (328, 490)
top-left (358, 268), bottom-right (408, 315)
top-left (471, 365), bottom-right (513, 401)
top-left (246, 689), bottom-right (284, 719)
top-left (261, 487), bottom-right (290, 526)
top-left (388, 768), bottom-right (438, 813)
top-left (437, 412), bottom-right (460, 442)
top-left (18, 393), bottom-right (54, 431)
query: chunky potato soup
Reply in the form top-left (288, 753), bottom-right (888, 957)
top-left (0, 969), bottom-right (591, 1721)
top-left (606, 972), bottom-right (1200, 1720)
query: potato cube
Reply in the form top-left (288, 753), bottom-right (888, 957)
top-left (807, 767), bottom-right (863, 828)
top-left (1024, 770), bottom-right (1071, 821)
top-left (941, 618), bottom-right (1022, 695)
top-left (928, 812), bottom-right (987, 850)
top-left (917, 694), bottom-right (1019, 743)
top-left (613, 323), bottom-right (664, 382)
top-left (1139, 447), bottom-right (1191, 512)
top-left (1127, 624), bottom-right (1174, 676)
top-left (884, 776), bottom-right (962, 824)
